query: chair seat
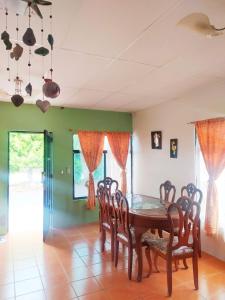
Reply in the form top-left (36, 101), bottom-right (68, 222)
top-left (143, 235), bottom-right (193, 256)
top-left (117, 227), bottom-right (153, 245)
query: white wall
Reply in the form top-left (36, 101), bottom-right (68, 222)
top-left (132, 81), bottom-right (225, 261)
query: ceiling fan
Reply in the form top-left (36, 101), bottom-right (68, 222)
top-left (177, 13), bottom-right (225, 37)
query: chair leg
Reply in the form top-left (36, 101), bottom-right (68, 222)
top-left (183, 258), bottom-right (188, 269)
top-left (101, 228), bottom-right (106, 253)
top-left (114, 240), bottom-right (119, 267)
top-left (174, 258), bottom-right (178, 271)
top-left (192, 252), bottom-right (199, 290)
top-left (145, 247), bottom-right (152, 277)
top-left (110, 231), bottom-right (114, 262)
top-left (153, 251), bottom-right (160, 273)
top-left (128, 246), bottom-right (133, 280)
top-left (198, 226), bottom-right (202, 258)
top-left (167, 256), bottom-right (173, 297)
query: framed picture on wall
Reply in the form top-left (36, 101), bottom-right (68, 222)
top-left (151, 131), bottom-right (162, 149)
top-left (170, 139), bottom-right (178, 158)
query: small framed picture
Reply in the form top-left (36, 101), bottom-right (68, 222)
top-left (151, 131), bottom-right (162, 149)
top-left (170, 139), bottom-right (178, 158)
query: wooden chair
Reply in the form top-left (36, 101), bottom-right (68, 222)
top-left (158, 180), bottom-right (176, 237)
top-left (160, 180), bottom-right (176, 204)
top-left (144, 201), bottom-right (200, 296)
top-left (97, 185), bottom-right (115, 261)
top-left (181, 183), bottom-right (203, 257)
top-left (113, 190), bottom-right (150, 280)
top-left (97, 177), bottom-right (119, 261)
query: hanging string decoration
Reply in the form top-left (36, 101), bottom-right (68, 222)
top-left (42, 9), bottom-right (60, 99)
top-left (1, 9), bottom-right (12, 82)
top-left (11, 14), bottom-right (24, 107)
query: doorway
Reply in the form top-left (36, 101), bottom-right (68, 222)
top-left (8, 132), bottom-right (44, 234)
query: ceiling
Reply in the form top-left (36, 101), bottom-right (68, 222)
top-left (1, 0), bottom-right (225, 112)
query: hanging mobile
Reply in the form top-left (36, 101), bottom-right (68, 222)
top-left (43, 10), bottom-right (60, 99)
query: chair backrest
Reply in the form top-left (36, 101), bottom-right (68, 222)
top-left (176, 195), bottom-right (193, 213)
top-left (160, 180), bottom-right (176, 204)
top-left (97, 185), bottom-right (111, 226)
top-left (181, 183), bottom-right (203, 204)
top-left (97, 177), bottom-right (119, 198)
top-left (112, 190), bottom-right (132, 242)
top-left (167, 201), bottom-right (200, 251)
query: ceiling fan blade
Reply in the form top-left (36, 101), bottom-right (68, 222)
top-left (177, 13), bottom-right (223, 37)
top-left (0, 0), bottom-right (27, 14)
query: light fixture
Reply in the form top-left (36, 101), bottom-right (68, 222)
top-left (177, 13), bottom-right (225, 37)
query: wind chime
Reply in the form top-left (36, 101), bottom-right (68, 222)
top-left (1, 0), bottom-right (60, 113)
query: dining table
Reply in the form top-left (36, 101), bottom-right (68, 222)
top-left (126, 194), bottom-right (171, 282)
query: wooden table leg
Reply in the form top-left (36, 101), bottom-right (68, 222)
top-left (134, 227), bottom-right (143, 282)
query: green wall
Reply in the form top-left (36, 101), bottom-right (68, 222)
top-left (0, 101), bottom-right (132, 234)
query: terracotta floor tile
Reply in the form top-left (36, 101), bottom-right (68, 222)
top-left (0, 282), bottom-right (15, 299)
top-left (79, 290), bottom-right (113, 300)
top-left (75, 247), bottom-right (99, 257)
top-left (16, 290), bottom-right (46, 300)
top-left (14, 266), bottom-right (40, 282)
top-left (71, 277), bottom-right (103, 297)
top-left (15, 278), bottom-right (43, 296)
top-left (41, 271), bottom-right (69, 288)
top-left (45, 283), bottom-right (77, 300)
top-left (66, 265), bottom-right (94, 282)
top-left (0, 271), bottom-right (14, 285)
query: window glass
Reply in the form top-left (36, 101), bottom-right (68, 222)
top-left (73, 134), bottom-right (132, 199)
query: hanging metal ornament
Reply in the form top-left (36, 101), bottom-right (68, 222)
top-left (43, 11), bottom-right (60, 98)
top-left (23, 5), bottom-right (36, 46)
top-left (11, 77), bottom-right (24, 107)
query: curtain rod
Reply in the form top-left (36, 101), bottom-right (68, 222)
top-left (187, 116), bottom-right (225, 125)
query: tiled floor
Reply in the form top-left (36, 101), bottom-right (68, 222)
top-left (1, 223), bottom-right (225, 300)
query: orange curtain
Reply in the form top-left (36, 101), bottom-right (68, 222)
top-left (107, 132), bottom-right (130, 195)
top-left (78, 131), bottom-right (105, 209)
top-left (196, 119), bottom-right (225, 235)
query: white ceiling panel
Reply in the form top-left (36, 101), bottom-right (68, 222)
top-left (84, 60), bottom-right (153, 92)
top-left (62, 0), bottom-right (180, 57)
top-left (65, 89), bottom-right (112, 108)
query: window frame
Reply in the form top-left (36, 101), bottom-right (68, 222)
top-left (72, 134), bottom-right (133, 200)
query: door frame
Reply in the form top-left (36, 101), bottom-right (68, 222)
top-left (7, 130), bottom-right (45, 233)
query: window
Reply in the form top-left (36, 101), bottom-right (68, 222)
top-left (196, 140), bottom-right (225, 239)
top-left (73, 134), bottom-right (132, 199)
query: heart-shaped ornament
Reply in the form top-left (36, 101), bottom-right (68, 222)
top-left (11, 94), bottom-right (24, 107)
top-left (36, 99), bottom-right (50, 113)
